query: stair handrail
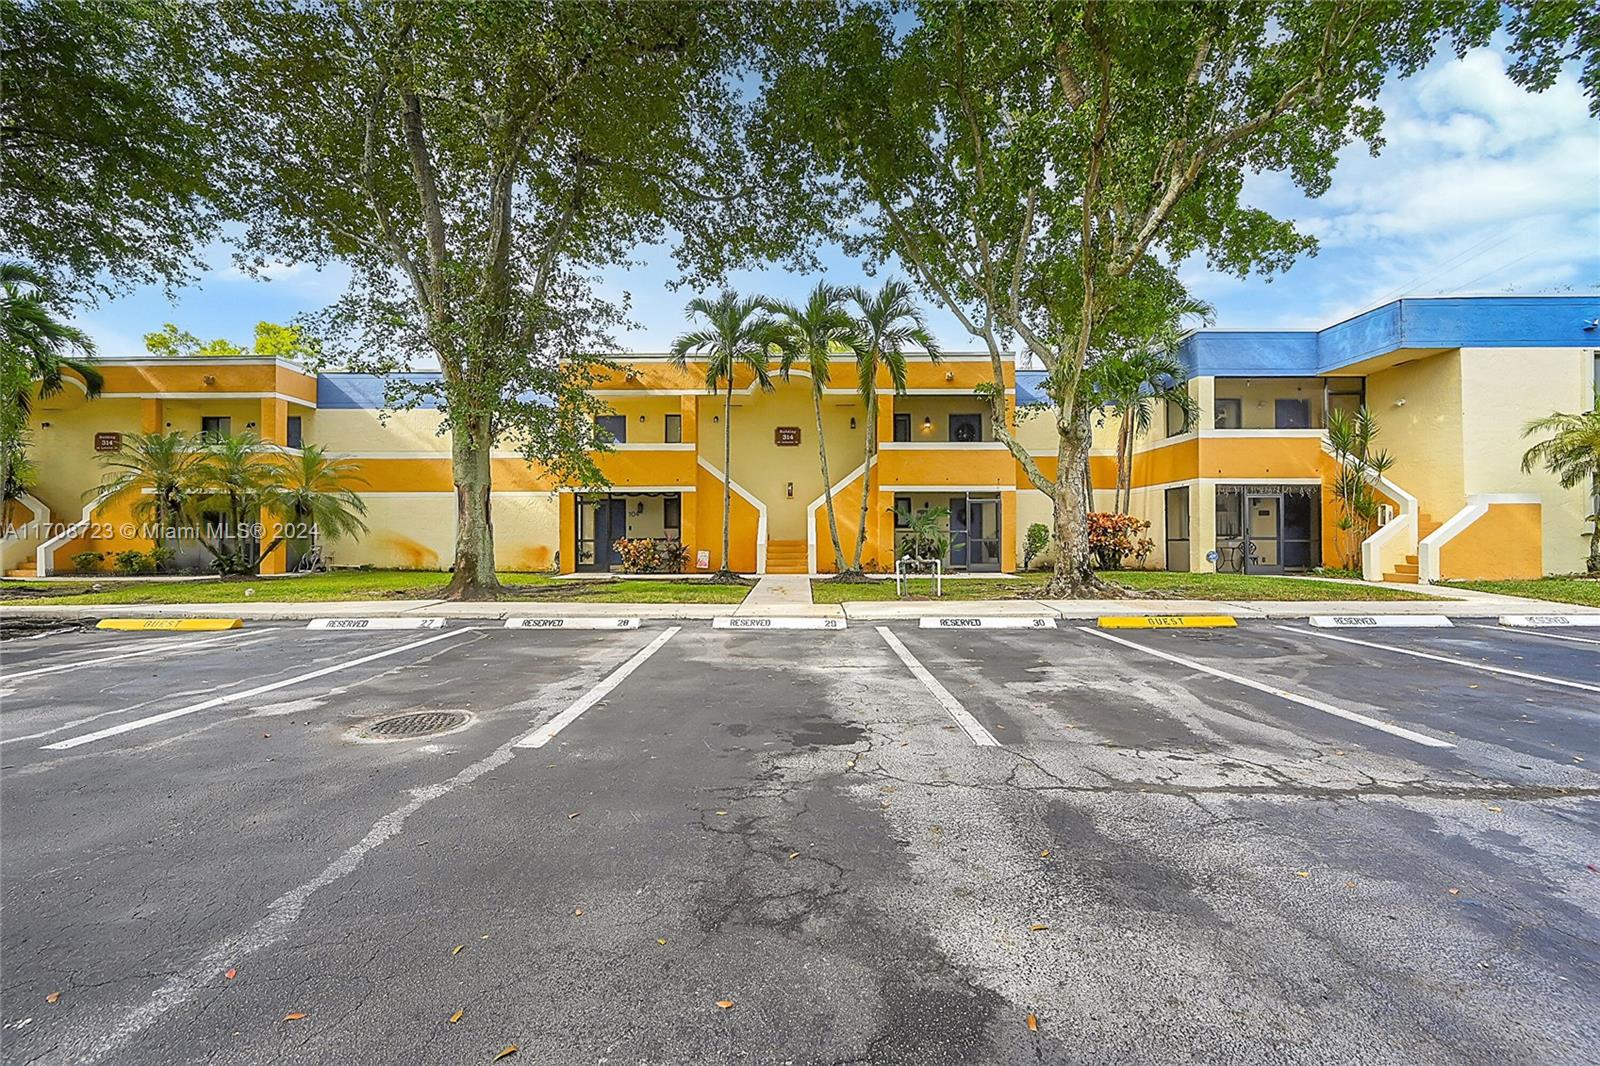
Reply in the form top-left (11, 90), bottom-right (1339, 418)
top-left (35, 488), bottom-right (114, 577)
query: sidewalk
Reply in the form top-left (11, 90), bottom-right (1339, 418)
top-left (4, 587), bottom-right (1595, 622)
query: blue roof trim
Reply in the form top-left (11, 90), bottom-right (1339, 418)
top-left (317, 372), bottom-right (444, 410)
top-left (1178, 295), bottom-right (1599, 377)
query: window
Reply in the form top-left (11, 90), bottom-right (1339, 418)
top-left (1325, 378), bottom-right (1364, 422)
top-left (949, 413), bottom-right (982, 442)
top-left (1165, 395), bottom-right (1190, 437)
top-left (594, 415), bottom-right (626, 444)
top-left (200, 416), bottom-right (232, 441)
top-left (285, 416), bottom-right (303, 450)
top-left (1164, 487), bottom-right (1191, 572)
top-left (1213, 399), bottom-right (1242, 430)
top-left (1275, 398), bottom-right (1311, 429)
top-left (663, 494), bottom-right (681, 538)
top-left (893, 495), bottom-right (913, 528)
top-left (664, 414), bottom-right (681, 444)
top-left (893, 413), bottom-right (911, 442)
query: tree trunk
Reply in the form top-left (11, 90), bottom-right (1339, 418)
top-left (814, 386), bottom-right (845, 573)
top-left (444, 412), bottom-right (501, 599)
top-left (720, 379), bottom-right (734, 577)
top-left (1115, 411), bottom-right (1133, 514)
top-left (1045, 406), bottom-right (1118, 599)
top-left (849, 395), bottom-right (875, 571)
top-left (1589, 513), bottom-right (1600, 574)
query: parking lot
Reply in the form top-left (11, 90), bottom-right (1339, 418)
top-left (2, 617), bottom-right (1597, 1065)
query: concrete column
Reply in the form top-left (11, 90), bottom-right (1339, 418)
top-left (679, 393), bottom-right (698, 444)
top-left (140, 398), bottom-right (164, 433)
top-left (677, 489), bottom-right (696, 573)
top-left (1190, 480), bottom-right (1217, 573)
top-left (256, 398), bottom-right (291, 575)
top-left (558, 493), bottom-right (577, 574)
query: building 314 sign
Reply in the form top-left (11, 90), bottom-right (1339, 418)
top-left (774, 427), bottom-right (801, 446)
top-left (94, 432), bottom-right (122, 452)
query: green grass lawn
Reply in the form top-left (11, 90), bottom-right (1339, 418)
top-left (1437, 576), bottom-right (1600, 608)
top-left (0, 570), bottom-right (749, 606)
top-left (812, 570), bottom-right (1436, 603)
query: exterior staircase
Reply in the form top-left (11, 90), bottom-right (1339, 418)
top-left (5, 562), bottom-right (38, 578)
top-left (764, 539), bottom-right (809, 575)
top-left (1383, 511), bottom-right (1441, 584)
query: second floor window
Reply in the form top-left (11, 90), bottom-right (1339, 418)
top-left (1213, 399), bottom-right (1242, 430)
top-left (950, 414), bottom-right (982, 442)
top-left (664, 414), bottom-right (681, 444)
top-left (286, 416), bottom-right (303, 449)
top-left (893, 413), bottom-right (911, 442)
top-left (201, 416), bottom-right (232, 441)
top-left (594, 415), bottom-right (627, 444)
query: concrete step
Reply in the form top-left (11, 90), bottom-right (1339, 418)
top-left (1383, 572), bottom-right (1420, 584)
top-left (5, 566), bottom-right (37, 578)
top-left (1392, 561), bottom-right (1419, 575)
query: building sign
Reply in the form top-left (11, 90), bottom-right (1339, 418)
top-left (774, 426), bottom-right (801, 446)
top-left (94, 432), bottom-right (122, 452)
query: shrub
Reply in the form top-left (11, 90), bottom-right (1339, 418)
top-left (70, 550), bottom-right (105, 574)
top-left (612, 537), bottom-right (687, 574)
top-left (113, 550), bottom-right (155, 575)
top-left (1086, 512), bottom-right (1154, 570)
top-left (1024, 523), bottom-right (1051, 568)
top-left (147, 545), bottom-right (177, 573)
top-left (897, 504), bottom-right (951, 562)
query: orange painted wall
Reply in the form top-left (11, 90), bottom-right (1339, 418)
top-left (1196, 436), bottom-right (1324, 480)
top-left (812, 467), bottom-right (876, 573)
top-left (693, 465), bottom-right (760, 573)
top-left (1439, 504), bottom-right (1543, 580)
top-left (878, 447), bottom-right (1015, 488)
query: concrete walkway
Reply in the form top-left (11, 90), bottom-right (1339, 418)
top-left (735, 574), bottom-right (816, 614)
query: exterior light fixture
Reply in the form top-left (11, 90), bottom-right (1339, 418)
top-left (849, 417), bottom-right (856, 429)
top-left (786, 482), bottom-right (794, 498)
top-left (923, 416), bottom-right (932, 431)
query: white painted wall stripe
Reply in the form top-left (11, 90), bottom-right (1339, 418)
top-left (1, 631), bottom-right (254, 682)
top-left (1277, 624), bottom-right (1600, 695)
top-left (877, 626), bottom-right (1001, 747)
top-left (514, 626), bottom-right (680, 748)
top-left (42, 629), bottom-right (474, 750)
top-left (1085, 627), bottom-right (1455, 749)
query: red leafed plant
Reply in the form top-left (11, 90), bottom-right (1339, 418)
top-left (1086, 512), bottom-right (1154, 570)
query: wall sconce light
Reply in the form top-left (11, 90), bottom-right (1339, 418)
top-left (922, 416), bottom-right (932, 431)
top-left (40, 421), bottom-right (51, 429)
top-left (1394, 398), bottom-right (1407, 408)
top-left (202, 374), bottom-right (217, 386)
top-left (712, 414), bottom-right (720, 423)
top-left (246, 421), bottom-right (257, 429)
top-left (638, 414), bottom-right (646, 422)
top-left (944, 371), bottom-right (955, 382)
top-left (849, 417), bottom-right (856, 429)
top-left (635, 501), bottom-right (645, 515)
top-left (785, 482), bottom-right (794, 498)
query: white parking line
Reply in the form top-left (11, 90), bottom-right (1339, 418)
top-left (1278, 624), bottom-right (1600, 695)
top-left (41, 629), bottom-right (476, 751)
top-left (2, 630), bottom-right (257, 681)
top-left (876, 626), bottom-right (1000, 747)
top-left (1473, 624), bottom-right (1600, 649)
top-left (1084, 627), bottom-right (1454, 749)
top-left (514, 626), bottom-right (680, 748)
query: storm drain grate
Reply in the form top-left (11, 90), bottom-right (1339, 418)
top-left (362, 711), bottom-right (469, 739)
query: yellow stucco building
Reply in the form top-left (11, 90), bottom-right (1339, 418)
top-left (5, 295), bottom-right (1596, 584)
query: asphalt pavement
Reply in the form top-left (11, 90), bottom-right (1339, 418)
top-left (2, 619), bottom-right (1596, 1064)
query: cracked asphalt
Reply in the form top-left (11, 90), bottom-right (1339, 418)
top-left (1, 619), bottom-right (1597, 1064)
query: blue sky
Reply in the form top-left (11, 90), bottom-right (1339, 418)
top-left (73, 41), bottom-right (1599, 361)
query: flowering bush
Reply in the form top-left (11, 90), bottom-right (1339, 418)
top-left (612, 537), bottom-right (687, 574)
top-left (1086, 512), bottom-right (1154, 570)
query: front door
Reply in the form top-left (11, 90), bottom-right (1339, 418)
top-left (1244, 493), bottom-right (1283, 575)
top-left (965, 496), bottom-right (1002, 572)
top-left (577, 496), bottom-right (629, 572)
top-left (948, 495), bottom-right (968, 569)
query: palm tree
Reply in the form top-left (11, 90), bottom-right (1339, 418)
top-left (847, 280), bottom-right (939, 573)
top-left (2, 262), bottom-right (102, 415)
top-left (670, 291), bottom-right (784, 578)
top-left (90, 430), bottom-right (206, 559)
top-left (189, 432), bottom-right (282, 574)
top-left (1086, 349), bottom-right (1196, 514)
top-left (264, 444), bottom-right (371, 565)
top-left (1522, 388), bottom-right (1600, 573)
top-left (765, 281), bottom-right (860, 574)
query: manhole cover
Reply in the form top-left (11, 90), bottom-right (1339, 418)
top-left (361, 711), bottom-right (469, 740)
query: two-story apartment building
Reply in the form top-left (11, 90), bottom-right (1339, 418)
top-left (5, 295), bottom-right (1595, 584)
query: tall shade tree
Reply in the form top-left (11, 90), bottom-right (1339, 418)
top-left (669, 292), bottom-right (784, 579)
top-left (202, 1), bottom-right (791, 598)
top-left (847, 279), bottom-right (939, 573)
top-left (89, 431), bottom-right (205, 555)
top-left (766, 282), bottom-right (860, 574)
top-left (759, 0), bottom-right (1542, 595)
top-left (1521, 390), bottom-right (1600, 573)
top-left (0, 0), bottom-right (220, 298)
